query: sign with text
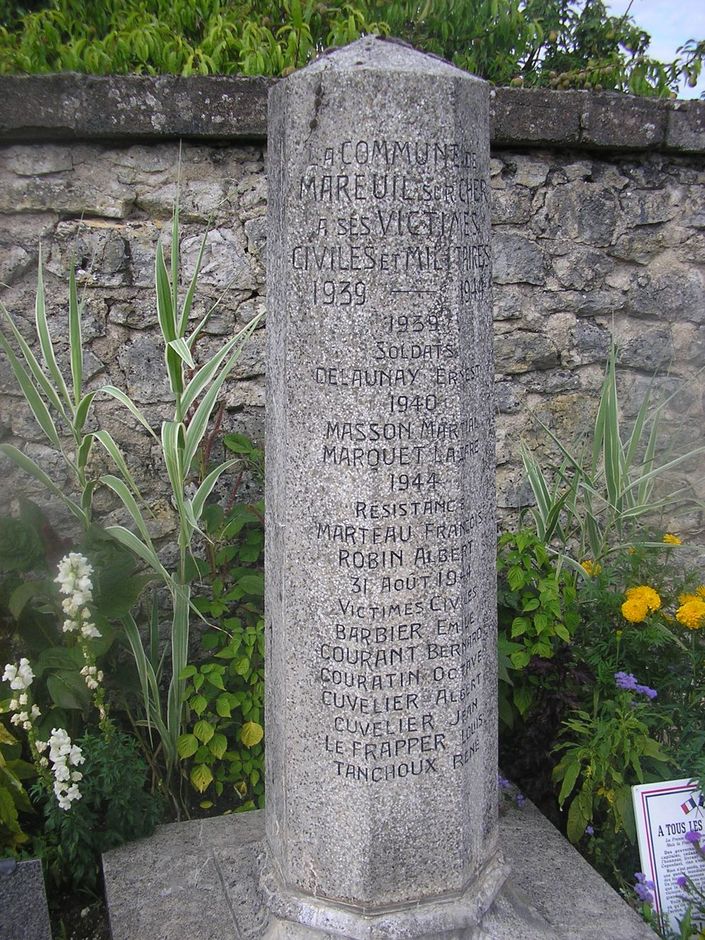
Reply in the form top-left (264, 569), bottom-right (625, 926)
top-left (633, 778), bottom-right (705, 930)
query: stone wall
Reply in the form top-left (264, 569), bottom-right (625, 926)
top-left (1, 76), bottom-right (704, 546)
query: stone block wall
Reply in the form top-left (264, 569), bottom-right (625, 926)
top-left (0, 76), bottom-right (703, 548)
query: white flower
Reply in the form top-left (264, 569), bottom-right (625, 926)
top-left (8, 698), bottom-right (19, 711)
top-left (2, 663), bottom-right (16, 684)
top-left (31, 704), bottom-right (41, 720)
top-left (22, 720), bottom-right (31, 730)
top-left (18, 693), bottom-right (28, 706)
top-left (47, 728), bottom-right (84, 810)
top-left (3, 658), bottom-right (34, 691)
top-left (80, 622), bottom-right (101, 640)
top-left (63, 618), bottom-right (78, 633)
top-left (35, 739), bottom-right (48, 753)
top-left (55, 553), bottom-right (93, 596)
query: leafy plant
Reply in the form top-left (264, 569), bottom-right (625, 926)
top-left (33, 727), bottom-right (162, 891)
top-left (497, 528), bottom-right (580, 726)
top-left (0, 0), bottom-right (701, 97)
top-left (522, 346), bottom-right (705, 566)
top-left (0, 204), bottom-right (262, 798)
top-left (553, 685), bottom-right (671, 846)
top-left (178, 433), bottom-right (265, 811)
top-left (0, 714), bottom-right (34, 852)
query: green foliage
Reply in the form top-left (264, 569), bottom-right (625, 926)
top-left (33, 728), bottom-right (162, 891)
top-left (0, 0), bottom-right (701, 97)
top-left (553, 688), bottom-right (670, 846)
top-left (0, 717), bottom-right (34, 852)
top-left (0, 203), bottom-right (261, 796)
top-left (522, 346), bottom-right (705, 566)
top-left (178, 434), bottom-right (265, 812)
top-left (0, 0), bottom-right (386, 76)
top-left (0, 502), bottom-right (144, 742)
top-left (497, 529), bottom-right (579, 726)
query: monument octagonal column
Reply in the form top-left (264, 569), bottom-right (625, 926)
top-left (265, 37), bottom-right (505, 937)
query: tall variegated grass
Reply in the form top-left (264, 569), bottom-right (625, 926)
top-left (0, 207), bottom-right (261, 801)
top-left (522, 347), bottom-right (705, 567)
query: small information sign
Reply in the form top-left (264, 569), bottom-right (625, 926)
top-left (632, 778), bottom-right (705, 931)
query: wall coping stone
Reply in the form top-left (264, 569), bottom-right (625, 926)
top-left (0, 73), bottom-right (703, 153)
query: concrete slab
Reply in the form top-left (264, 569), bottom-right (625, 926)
top-left (103, 803), bottom-right (657, 939)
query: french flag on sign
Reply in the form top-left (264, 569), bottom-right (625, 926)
top-left (680, 794), bottom-right (704, 815)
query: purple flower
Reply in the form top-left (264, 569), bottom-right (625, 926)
top-left (515, 792), bottom-right (527, 808)
top-left (685, 830), bottom-right (701, 844)
top-left (676, 875), bottom-right (688, 888)
top-left (498, 774), bottom-right (511, 792)
top-left (634, 872), bottom-right (655, 905)
top-left (614, 672), bottom-right (657, 699)
top-left (585, 825), bottom-right (595, 836)
top-left (615, 671), bottom-right (639, 691)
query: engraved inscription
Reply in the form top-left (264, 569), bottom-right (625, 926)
top-left (297, 133), bottom-right (492, 783)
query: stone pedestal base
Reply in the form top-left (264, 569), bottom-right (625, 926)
top-left (103, 803), bottom-right (658, 940)
top-left (259, 847), bottom-right (509, 939)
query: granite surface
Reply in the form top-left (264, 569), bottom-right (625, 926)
top-left (264, 37), bottom-right (501, 931)
top-left (102, 803), bottom-right (658, 939)
top-left (0, 858), bottom-right (52, 940)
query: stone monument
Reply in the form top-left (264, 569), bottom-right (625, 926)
top-left (264, 36), bottom-right (504, 937)
top-left (102, 36), bottom-right (661, 940)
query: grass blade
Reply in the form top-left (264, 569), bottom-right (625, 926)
top-left (0, 305), bottom-right (70, 423)
top-left (34, 252), bottom-right (71, 411)
top-left (98, 386), bottom-right (160, 441)
top-left (0, 444), bottom-right (85, 522)
top-left (104, 524), bottom-right (169, 581)
top-left (0, 331), bottom-right (61, 448)
top-left (91, 430), bottom-right (143, 500)
top-left (68, 264), bottom-right (82, 407)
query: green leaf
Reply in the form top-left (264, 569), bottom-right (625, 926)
top-left (0, 330), bottom-right (61, 447)
top-left (566, 786), bottom-right (593, 844)
top-left (194, 719), bottom-right (214, 744)
top-left (215, 694), bottom-right (232, 718)
top-left (510, 616), bottom-right (529, 638)
top-left (238, 573), bottom-right (264, 596)
top-left (68, 264), bottom-right (83, 406)
top-left (205, 671), bottom-right (226, 691)
top-left (557, 759), bottom-right (582, 806)
top-left (190, 694), bottom-right (208, 717)
top-left (240, 721), bottom-right (264, 748)
top-left (8, 580), bottom-right (48, 620)
top-left (509, 649), bottom-right (531, 670)
top-left (34, 251), bottom-right (71, 410)
top-left (190, 763), bottom-right (213, 793)
top-left (46, 672), bottom-right (91, 711)
top-left (208, 733), bottom-right (228, 759)
top-left (179, 665), bottom-right (198, 680)
top-left (0, 444), bottom-right (85, 523)
top-left (99, 385), bottom-right (159, 440)
top-left (177, 733), bottom-right (199, 759)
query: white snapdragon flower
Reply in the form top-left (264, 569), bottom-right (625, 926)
top-left (2, 658), bottom-right (34, 691)
top-left (80, 622), bottom-right (101, 640)
top-left (80, 665), bottom-right (104, 691)
top-left (55, 553), bottom-right (94, 600)
top-left (47, 728), bottom-right (84, 810)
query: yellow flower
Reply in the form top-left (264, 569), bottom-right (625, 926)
top-left (679, 592), bottom-right (699, 605)
top-left (663, 533), bottom-right (682, 545)
top-left (676, 598), bottom-right (705, 630)
top-left (625, 585), bottom-right (661, 612)
top-left (622, 596), bottom-right (648, 623)
top-left (581, 559), bottom-right (602, 577)
top-left (697, 585), bottom-right (705, 599)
